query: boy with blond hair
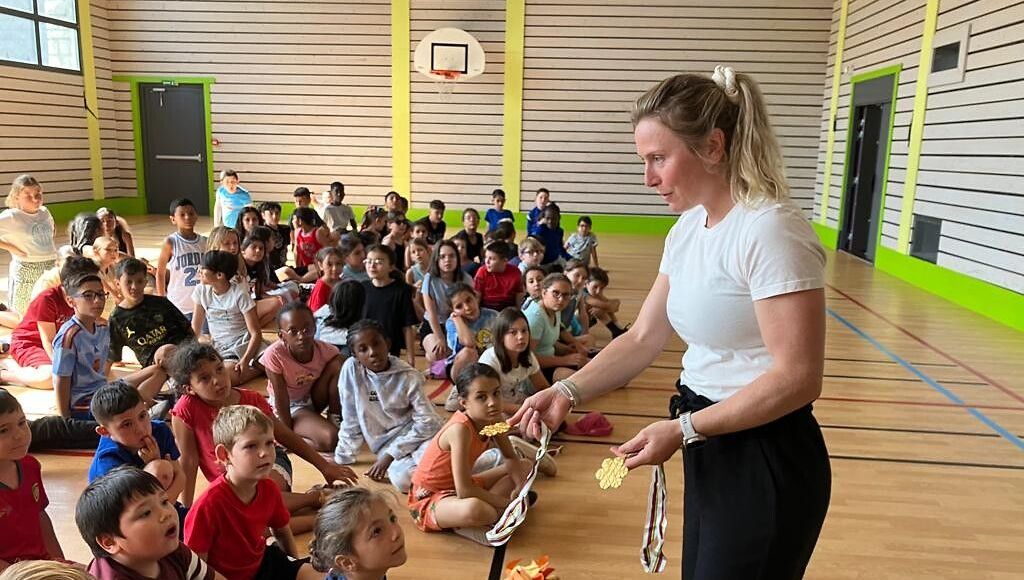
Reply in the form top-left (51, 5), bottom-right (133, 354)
top-left (184, 405), bottom-right (321, 580)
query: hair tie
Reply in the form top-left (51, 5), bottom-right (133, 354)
top-left (711, 66), bottom-right (740, 103)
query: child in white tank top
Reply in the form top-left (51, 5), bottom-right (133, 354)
top-left (156, 198), bottom-right (207, 316)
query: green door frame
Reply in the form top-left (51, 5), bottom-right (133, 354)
top-left (111, 75), bottom-right (216, 214)
top-left (831, 64), bottom-right (901, 254)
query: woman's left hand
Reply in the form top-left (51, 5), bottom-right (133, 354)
top-left (612, 419), bottom-right (683, 470)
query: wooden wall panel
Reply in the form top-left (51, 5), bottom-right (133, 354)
top-left (105, 0), bottom-right (393, 207)
top-left (409, 1), bottom-right (505, 210)
top-left (520, 0), bottom-right (833, 217)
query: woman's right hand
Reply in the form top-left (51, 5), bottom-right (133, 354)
top-left (509, 386), bottom-right (572, 441)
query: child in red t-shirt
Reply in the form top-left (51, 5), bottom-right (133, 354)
top-left (184, 405), bottom-right (319, 580)
top-left (168, 341), bottom-right (356, 534)
top-left (0, 389), bottom-right (66, 571)
top-left (306, 247), bottom-right (345, 313)
top-left (473, 241), bottom-right (524, 312)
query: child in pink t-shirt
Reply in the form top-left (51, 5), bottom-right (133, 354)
top-left (260, 303), bottom-right (342, 453)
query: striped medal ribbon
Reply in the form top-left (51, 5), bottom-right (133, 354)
top-left (485, 423), bottom-right (551, 546)
top-left (641, 464), bottom-right (668, 573)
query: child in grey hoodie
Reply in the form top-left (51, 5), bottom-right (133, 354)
top-left (334, 319), bottom-right (444, 492)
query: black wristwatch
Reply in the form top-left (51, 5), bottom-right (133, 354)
top-left (678, 411), bottom-right (707, 448)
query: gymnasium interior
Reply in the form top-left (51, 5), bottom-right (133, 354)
top-left (1, 1), bottom-right (1022, 578)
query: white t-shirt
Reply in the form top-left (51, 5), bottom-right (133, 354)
top-left (478, 347), bottom-right (541, 404)
top-left (192, 280), bottom-right (256, 356)
top-left (0, 207), bottom-right (56, 262)
top-left (659, 202), bottom-right (825, 401)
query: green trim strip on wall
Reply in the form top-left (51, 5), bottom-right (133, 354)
top-left (391, 0), bottom-right (411, 199)
top-left (46, 196), bottom-right (146, 223)
top-left (811, 223), bottom-right (1023, 332)
top-left (835, 65), bottom-right (902, 256)
top-left (77, 0), bottom-right (104, 201)
top-left (502, 0), bottom-right (526, 213)
top-left (111, 76), bottom-right (216, 215)
top-left (818, 0), bottom-right (849, 223)
top-left (896, 0), bottom-right (941, 253)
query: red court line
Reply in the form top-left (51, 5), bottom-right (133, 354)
top-left (826, 283), bottom-right (1024, 405)
top-left (428, 380), bottom-right (452, 400)
top-left (34, 449), bottom-right (93, 457)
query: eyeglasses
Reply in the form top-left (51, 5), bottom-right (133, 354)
top-left (522, 249), bottom-right (540, 255)
top-left (282, 327), bottom-right (315, 337)
top-left (364, 258), bottom-right (388, 266)
top-left (74, 291), bottom-right (108, 302)
top-left (547, 289), bottom-right (571, 300)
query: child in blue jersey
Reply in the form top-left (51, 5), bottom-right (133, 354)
top-left (52, 273), bottom-right (170, 420)
top-left (213, 169), bottom-right (251, 228)
top-left (87, 381), bottom-right (189, 535)
top-left (484, 188), bottom-right (514, 232)
top-left (309, 487), bottom-right (406, 580)
top-left (525, 187), bottom-right (549, 236)
top-left (156, 198), bottom-right (208, 318)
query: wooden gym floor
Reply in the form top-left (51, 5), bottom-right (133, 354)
top-left (2, 215), bottom-right (1022, 579)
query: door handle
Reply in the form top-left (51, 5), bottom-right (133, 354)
top-left (155, 154), bottom-right (203, 162)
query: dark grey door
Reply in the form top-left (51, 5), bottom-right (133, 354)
top-left (139, 83), bottom-right (209, 215)
top-left (839, 74), bottom-right (895, 263)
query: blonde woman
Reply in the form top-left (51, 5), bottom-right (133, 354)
top-left (513, 68), bottom-right (830, 579)
top-left (0, 175), bottom-right (57, 318)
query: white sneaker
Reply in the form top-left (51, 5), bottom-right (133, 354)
top-left (509, 436), bottom-right (557, 477)
top-left (453, 525), bottom-right (492, 546)
top-left (444, 385), bottom-right (461, 412)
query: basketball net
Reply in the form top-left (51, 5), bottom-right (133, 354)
top-left (431, 69), bottom-right (461, 102)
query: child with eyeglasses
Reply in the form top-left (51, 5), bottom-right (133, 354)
top-left (260, 303), bottom-right (342, 453)
top-left (52, 271), bottom-right (170, 420)
top-left (360, 245), bottom-right (419, 367)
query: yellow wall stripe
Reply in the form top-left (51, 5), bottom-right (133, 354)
top-left (818, 0), bottom-right (849, 223)
top-left (77, 0), bottom-right (104, 200)
top-left (897, 0), bottom-right (941, 252)
top-left (391, 0), bottom-right (411, 199)
top-left (502, 0), bottom-right (526, 213)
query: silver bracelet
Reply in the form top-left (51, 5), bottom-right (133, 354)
top-left (555, 379), bottom-right (581, 409)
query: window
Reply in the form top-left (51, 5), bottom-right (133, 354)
top-left (0, 0), bottom-right (80, 73)
top-left (929, 23), bottom-right (970, 87)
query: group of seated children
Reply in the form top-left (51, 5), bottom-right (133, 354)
top-left (0, 173), bottom-right (629, 579)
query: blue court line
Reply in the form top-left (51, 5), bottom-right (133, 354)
top-left (826, 308), bottom-right (1024, 452)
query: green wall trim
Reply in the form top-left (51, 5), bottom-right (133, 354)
top-left (47, 196), bottom-right (147, 224)
top-left (111, 76), bottom-right (216, 215)
top-left (875, 247), bottom-right (1024, 333)
top-left (812, 222), bottom-right (838, 250)
top-left (836, 64), bottom-right (902, 259)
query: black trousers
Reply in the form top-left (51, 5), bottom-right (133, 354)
top-left (671, 384), bottom-right (831, 580)
top-left (29, 415), bottom-right (99, 451)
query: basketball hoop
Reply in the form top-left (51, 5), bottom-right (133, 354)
top-left (431, 69), bottom-right (461, 102)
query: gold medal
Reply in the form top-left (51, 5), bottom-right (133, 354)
top-left (480, 421), bottom-right (511, 437)
top-left (595, 456), bottom-right (629, 490)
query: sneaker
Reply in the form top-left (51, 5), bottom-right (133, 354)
top-left (444, 385), bottom-right (461, 412)
top-left (452, 525), bottom-right (492, 546)
top-left (509, 436), bottom-right (557, 477)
